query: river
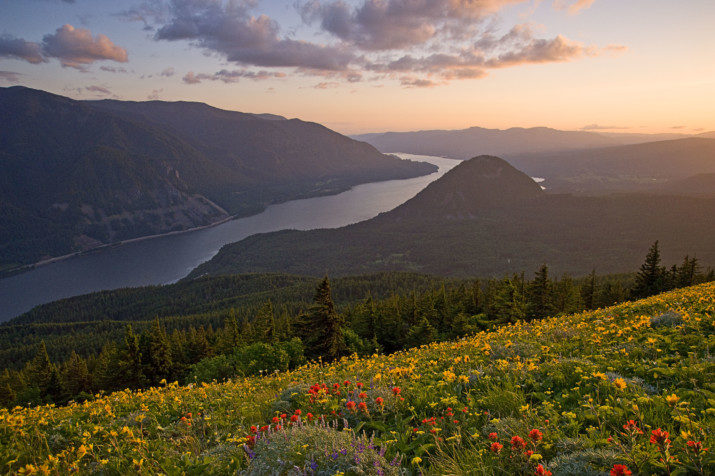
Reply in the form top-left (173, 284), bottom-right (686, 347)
top-left (0, 154), bottom-right (459, 322)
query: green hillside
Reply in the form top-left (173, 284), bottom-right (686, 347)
top-left (1, 282), bottom-right (712, 474)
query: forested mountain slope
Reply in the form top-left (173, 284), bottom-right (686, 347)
top-left (0, 87), bottom-right (434, 270)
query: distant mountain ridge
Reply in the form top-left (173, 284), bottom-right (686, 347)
top-left (188, 155), bottom-right (715, 279)
top-left (509, 138), bottom-right (715, 193)
top-left (353, 126), bottom-right (697, 160)
top-left (354, 126), bottom-right (620, 159)
top-left (355, 126), bottom-right (715, 194)
top-left (0, 86), bottom-right (435, 270)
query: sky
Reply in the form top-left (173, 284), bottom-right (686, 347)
top-left (1, 0), bottom-right (714, 135)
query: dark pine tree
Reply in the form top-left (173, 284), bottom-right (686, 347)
top-left (118, 325), bottom-right (146, 389)
top-left (631, 241), bottom-right (666, 298)
top-left (299, 277), bottom-right (346, 361)
top-left (62, 351), bottom-right (91, 400)
top-left (677, 255), bottom-right (699, 288)
top-left (147, 319), bottom-right (172, 384)
top-left (527, 265), bottom-right (554, 320)
top-left (582, 269), bottom-right (597, 310)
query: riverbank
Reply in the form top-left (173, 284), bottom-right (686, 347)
top-left (1, 168), bottom-right (436, 280)
top-left (0, 154), bottom-right (455, 322)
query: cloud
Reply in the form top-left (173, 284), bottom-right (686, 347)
top-left (603, 44), bottom-right (627, 55)
top-left (148, 88), bottom-right (163, 99)
top-left (314, 81), bottom-right (339, 89)
top-left (153, 0), bottom-right (354, 71)
top-left (400, 76), bottom-right (439, 88)
top-left (183, 68), bottom-right (286, 84)
top-left (580, 123), bottom-right (630, 131)
top-left (0, 71), bottom-right (22, 83)
top-left (100, 65), bottom-right (128, 73)
top-left (122, 0), bottom-right (609, 89)
top-left (553, 0), bottom-right (596, 14)
top-left (484, 34), bottom-right (592, 68)
top-left (365, 24), bottom-right (589, 81)
top-left (85, 85), bottom-right (112, 95)
top-left (300, 0), bottom-right (528, 50)
top-left (182, 71), bottom-right (201, 84)
top-left (160, 66), bottom-right (175, 77)
top-left (41, 24), bottom-right (128, 69)
top-left (0, 35), bottom-right (45, 64)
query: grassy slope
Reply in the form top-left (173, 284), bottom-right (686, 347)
top-left (1, 283), bottom-right (713, 474)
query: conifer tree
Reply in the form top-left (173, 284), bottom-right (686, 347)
top-left (92, 343), bottom-right (119, 392)
top-left (677, 255), bottom-right (699, 288)
top-left (582, 269), bottom-right (597, 310)
top-left (255, 301), bottom-right (278, 343)
top-left (119, 325), bottom-right (146, 389)
top-left (299, 277), bottom-right (346, 361)
top-left (490, 276), bottom-right (526, 323)
top-left (527, 265), bottom-right (554, 320)
top-left (62, 351), bottom-right (91, 399)
top-left (28, 341), bottom-right (53, 382)
top-left (406, 315), bottom-right (437, 348)
top-left (147, 319), bottom-right (172, 383)
top-left (0, 370), bottom-right (16, 408)
top-left (632, 241), bottom-right (666, 298)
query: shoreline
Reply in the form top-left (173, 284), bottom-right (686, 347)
top-left (1, 161), bottom-right (439, 280)
top-left (3, 213), bottom-right (240, 278)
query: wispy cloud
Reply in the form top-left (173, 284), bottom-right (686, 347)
top-left (553, 0), bottom-right (596, 15)
top-left (0, 71), bottom-right (22, 83)
top-left (183, 69), bottom-right (286, 84)
top-left (85, 85), bottom-right (112, 95)
top-left (0, 25), bottom-right (127, 70)
top-left (580, 123), bottom-right (630, 131)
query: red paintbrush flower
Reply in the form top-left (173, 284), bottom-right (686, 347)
top-left (610, 464), bottom-right (632, 476)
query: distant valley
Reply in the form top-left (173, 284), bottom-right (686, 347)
top-left (355, 127), bottom-right (715, 194)
top-left (0, 87), bottom-right (435, 272)
top-left (189, 155), bottom-right (715, 278)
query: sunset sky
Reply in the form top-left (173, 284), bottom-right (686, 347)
top-left (1, 0), bottom-right (714, 134)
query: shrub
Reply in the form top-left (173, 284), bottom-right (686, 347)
top-left (244, 421), bottom-right (402, 475)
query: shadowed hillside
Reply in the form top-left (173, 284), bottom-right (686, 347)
top-left (0, 87), bottom-right (435, 270)
top-left (188, 155), bottom-right (715, 278)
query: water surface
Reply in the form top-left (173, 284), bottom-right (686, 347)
top-left (0, 154), bottom-right (458, 321)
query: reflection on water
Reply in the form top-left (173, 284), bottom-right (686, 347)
top-left (0, 154), bottom-right (459, 321)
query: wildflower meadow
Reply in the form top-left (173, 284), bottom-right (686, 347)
top-left (1, 282), bottom-right (713, 475)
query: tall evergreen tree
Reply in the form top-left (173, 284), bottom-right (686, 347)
top-left (582, 269), bottom-right (597, 310)
top-left (92, 343), bottom-right (119, 393)
top-left (255, 301), bottom-right (278, 344)
top-left (147, 319), bottom-right (172, 383)
top-left (62, 351), bottom-right (91, 400)
top-left (118, 325), bottom-right (146, 389)
top-left (299, 277), bottom-right (346, 361)
top-left (490, 276), bottom-right (527, 324)
top-left (632, 241), bottom-right (666, 298)
top-left (527, 265), bottom-right (554, 320)
top-left (677, 255), bottom-right (699, 288)
top-left (405, 315), bottom-right (437, 348)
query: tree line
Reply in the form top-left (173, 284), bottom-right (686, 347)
top-left (0, 242), bottom-right (710, 408)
